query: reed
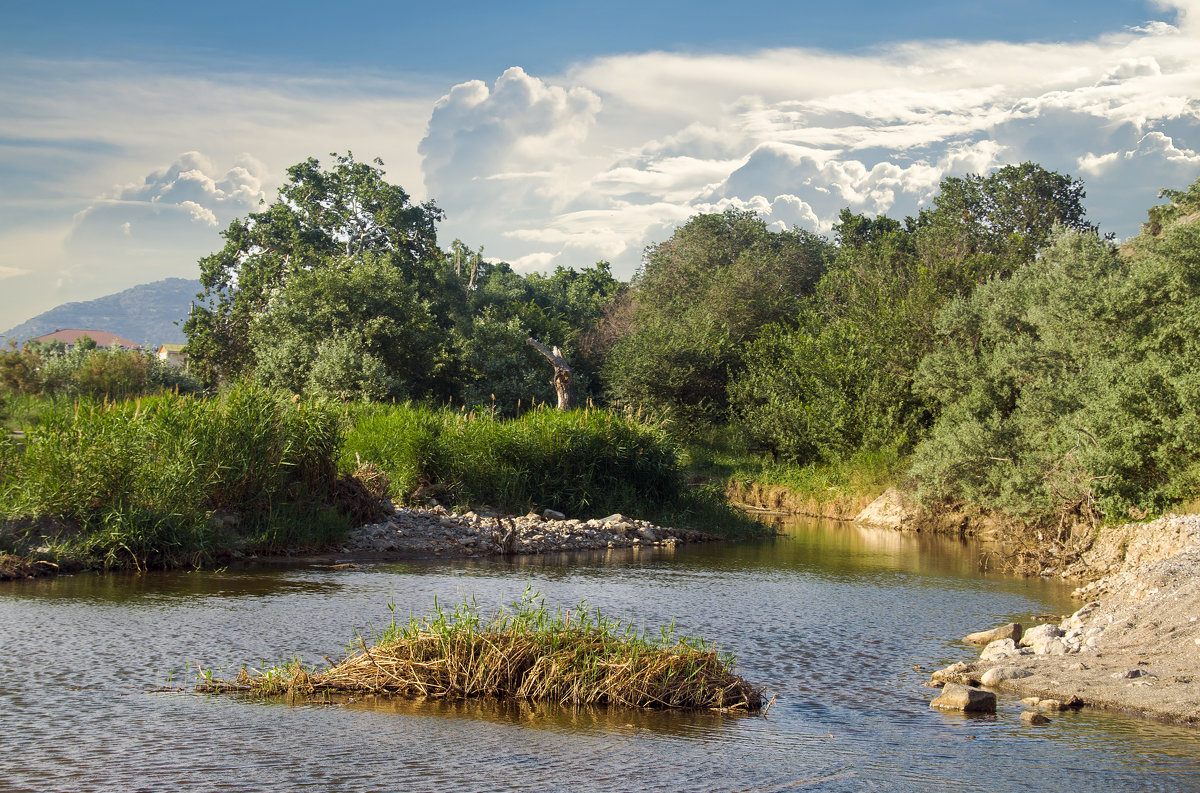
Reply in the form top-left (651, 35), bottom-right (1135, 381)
top-left (0, 381), bottom-right (347, 568)
top-left (201, 590), bottom-right (763, 712)
top-left (342, 403), bottom-right (685, 518)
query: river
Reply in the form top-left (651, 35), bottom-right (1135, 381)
top-left (2, 519), bottom-right (1198, 792)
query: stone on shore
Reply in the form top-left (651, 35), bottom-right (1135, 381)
top-left (980, 666), bottom-right (1033, 687)
top-left (930, 683), bottom-right (996, 713)
top-left (963, 623), bottom-right (1023, 646)
top-left (853, 488), bottom-right (919, 531)
top-left (1021, 711), bottom-right (1050, 725)
top-left (980, 638), bottom-right (1022, 661)
top-left (542, 509), bottom-right (567, 521)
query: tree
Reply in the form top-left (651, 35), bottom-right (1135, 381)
top-left (184, 153), bottom-right (444, 383)
top-left (248, 256), bottom-right (440, 401)
top-left (604, 209), bottom-right (831, 426)
top-left (911, 161), bottom-right (1094, 284)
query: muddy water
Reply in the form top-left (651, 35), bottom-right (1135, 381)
top-left (2, 519), bottom-right (1199, 792)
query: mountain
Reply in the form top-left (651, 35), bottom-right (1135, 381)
top-left (1, 278), bottom-right (202, 348)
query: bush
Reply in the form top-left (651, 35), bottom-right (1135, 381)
top-left (910, 199), bottom-right (1200, 524)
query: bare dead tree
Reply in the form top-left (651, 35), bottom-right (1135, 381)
top-left (526, 337), bottom-right (576, 410)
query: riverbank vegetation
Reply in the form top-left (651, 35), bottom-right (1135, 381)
top-left (5, 151), bottom-right (1200, 573)
top-left (198, 591), bottom-right (763, 711)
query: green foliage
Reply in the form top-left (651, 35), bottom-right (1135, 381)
top-left (0, 382), bottom-right (347, 567)
top-left (730, 163), bottom-right (1093, 467)
top-left (342, 403), bottom-right (684, 519)
top-left (0, 343), bottom-right (202, 401)
top-left (249, 255), bottom-right (440, 401)
top-left (184, 152), bottom-right (445, 383)
top-left (605, 208), bottom-right (831, 427)
top-left (910, 185), bottom-right (1200, 523)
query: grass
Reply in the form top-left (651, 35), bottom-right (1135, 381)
top-left (199, 589), bottom-right (764, 712)
top-left (681, 426), bottom-right (903, 516)
top-left (342, 402), bottom-right (766, 537)
top-left (0, 382), bottom-right (349, 570)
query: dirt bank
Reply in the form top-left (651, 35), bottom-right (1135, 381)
top-left (929, 514), bottom-right (1200, 725)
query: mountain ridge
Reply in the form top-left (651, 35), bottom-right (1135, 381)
top-left (2, 278), bottom-right (201, 348)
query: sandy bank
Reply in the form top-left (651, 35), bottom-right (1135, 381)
top-left (930, 514), bottom-right (1200, 725)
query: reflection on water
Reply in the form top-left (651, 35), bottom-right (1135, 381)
top-left (2, 518), bottom-right (1199, 793)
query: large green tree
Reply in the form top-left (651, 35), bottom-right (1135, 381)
top-left (184, 153), bottom-right (445, 384)
top-left (603, 208), bottom-right (831, 426)
top-left (910, 175), bottom-right (1200, 524)
top-left (730, 162), bottom-right (1096, 465)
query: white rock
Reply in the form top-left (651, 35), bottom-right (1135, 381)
top-left (1020, 623), bottom-right (1065, 647)
top-left (981, 638), bottom-right (1020, 661)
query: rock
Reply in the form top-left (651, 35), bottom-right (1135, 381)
top-left (1031, 637), bottom-right (1068, 656)
top-left (1021, 697), bottom-right (1041, 706)
top-left (1020, 623), bottom-right (1065, 647)
top-left (1021, 711), bottom-right (1051, 725)
top-left (980, 638), bottom-right (1020, 661)
top-left (853, 487), bottom-right (919, 530)
top-left (600, 513), bottom-right (628, 524)
top-left (930, 683), bottom-right (996, 713)
top-left (1037, 699), bottom-right (1066, 711)
top-left (931, 662), bottom-right (971, 684)
top-left (542, 509), bottom-right (567, 521)
top-left (1112, 668), bottom-right (1149, 679)
top-left (964, 623), bottom-right (1023, 646)
top-left (980, 666), bottom-right (1033, 687)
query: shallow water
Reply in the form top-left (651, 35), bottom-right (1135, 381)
top-left (2, 519), bottom-right (1198, 792)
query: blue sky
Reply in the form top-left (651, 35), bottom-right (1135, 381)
top-left (3, 0), bottom-right (1199, 335)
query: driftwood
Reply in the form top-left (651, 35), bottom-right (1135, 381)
top-left (526, 337), bottom-right (576, 410)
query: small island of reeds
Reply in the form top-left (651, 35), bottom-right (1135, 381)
top-left (199, 591), bottom-right (764, 712)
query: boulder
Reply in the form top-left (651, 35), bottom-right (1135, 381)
top-left (1021, 711), bottom-right (1050, 725)
top-left (542, 509), bottom-right (567, 522)
top-left (853, 487), bottom-right (919, 531)
top-left (931, 662), bottom-right (972, 684)
top-left (600, 513), bottom-right (629, 524)
top-left (1019, 623), bottom-right (1064, 647)
top-left (980, 666), bottom-right (1033, 687)
top-left (963, 623), bottom-right (1023, 646)
top-left (980, 638), bottom-right (1020, 661)
top-left (930, 683), bottom-right (996, 713)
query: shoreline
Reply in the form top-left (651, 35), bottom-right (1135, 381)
top-left (1, 505), bottom-right (724, 580)
top-left (928, 514), bottom-right (1200, 726)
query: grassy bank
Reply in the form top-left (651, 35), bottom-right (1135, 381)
top-left (200, 591), bottom-right (764, 711)
top-left (0, 383), bottom-right (348, 570)
top-left (681, 427), bottom-right (902, 519)
top-left (342, 403), bottom-right (764, 537)
top-left (0, 391), bottom-right (767, 574)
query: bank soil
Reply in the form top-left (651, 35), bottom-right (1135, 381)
top-left (930, 514), bottom-right (1200, 725)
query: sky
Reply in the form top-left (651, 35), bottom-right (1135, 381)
top-left (3, 0), bottom-right (1200, 334)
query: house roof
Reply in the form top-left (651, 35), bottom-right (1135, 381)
top-left (32, 329), bottom-right (141, 349)
top-left (157, 343), bottom-right (186, 353)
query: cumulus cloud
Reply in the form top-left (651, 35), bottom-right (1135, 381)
top-left (65, 152), bottom-right (266, 256)
top-left (420, 7), bottom-right (1200, 275)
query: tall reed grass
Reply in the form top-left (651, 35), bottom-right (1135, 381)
top-left (342, 403), bottom-right (685, 519)
top-left (202, 590), bottom-right (763, 711)
top-left (0, 382), bottom-right (347, 568)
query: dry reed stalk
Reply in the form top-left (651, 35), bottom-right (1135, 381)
top-left (200, 600), bottom-right (764, 712)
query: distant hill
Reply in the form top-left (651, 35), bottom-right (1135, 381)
top-left (2, 278), bottom-right (202, 348)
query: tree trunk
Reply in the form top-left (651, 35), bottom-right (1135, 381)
top-left (526, 337), bottom-right (576, 410)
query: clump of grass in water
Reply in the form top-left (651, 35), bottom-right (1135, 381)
top-left (200, 589), bottom-right (764, 712)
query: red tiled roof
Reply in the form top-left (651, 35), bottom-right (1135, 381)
top-left (31, 329), bottom-right (141, 349)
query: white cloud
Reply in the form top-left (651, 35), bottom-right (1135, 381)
top-left (419, 10), bottom-right (1200, 275)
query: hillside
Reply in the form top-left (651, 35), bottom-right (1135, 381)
top-left (1, 278), bottom-right (201, 348)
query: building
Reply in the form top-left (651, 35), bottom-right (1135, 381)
top-left (156, 343), bottom-right (188, 366)
top-left (30, 329), bottom-right (141, 351)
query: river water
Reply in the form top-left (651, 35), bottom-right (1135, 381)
top-left (2, 519), bottom-right (1198, 792)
